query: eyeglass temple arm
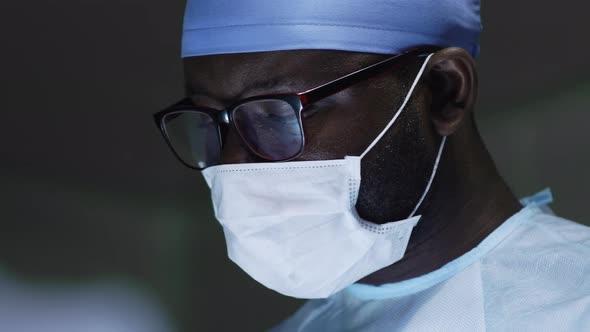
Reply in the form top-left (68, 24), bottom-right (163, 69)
top-left (296, 47), bottom-right (436, 106)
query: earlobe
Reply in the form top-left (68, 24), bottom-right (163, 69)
top-left (425, 47), bottom-right (478, 136)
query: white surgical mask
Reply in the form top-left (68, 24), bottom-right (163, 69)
top-left (202, 53), bottom-right (446, 299)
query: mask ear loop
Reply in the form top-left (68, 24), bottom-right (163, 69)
top-left (357, 53), bottom-right (446, 218)
top-left (408, 136), bottom-right (446, 218)
top-left (359, 53), bottom-right (434, 159)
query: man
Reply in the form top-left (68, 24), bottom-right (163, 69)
top-left (154, 0), bottom-right (590, 330)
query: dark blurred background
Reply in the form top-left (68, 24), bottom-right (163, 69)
top-left (0, 1), bottom-right (588, 331)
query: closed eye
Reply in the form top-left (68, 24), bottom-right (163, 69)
top-left (301, 104), bottom-right (321, 119)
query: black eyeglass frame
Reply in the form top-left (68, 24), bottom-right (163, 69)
top-left (154, 46), bottom-right (440, 170)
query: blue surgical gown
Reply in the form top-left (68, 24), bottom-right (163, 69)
top-left (272, 191), bottom-right (590, 331)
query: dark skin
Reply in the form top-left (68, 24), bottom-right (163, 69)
top-left (183, 47), bottom-right (522, 285)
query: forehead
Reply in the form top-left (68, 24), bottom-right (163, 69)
top-left (182, 49), bottom-right (389, 102)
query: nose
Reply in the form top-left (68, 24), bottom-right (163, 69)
top-left (219, 127), bottom-right (259, 165)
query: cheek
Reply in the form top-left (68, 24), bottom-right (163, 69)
top-left (298, 94), bottom-right (391, 160)
top-left (296, 74), bottom-right (412, 161)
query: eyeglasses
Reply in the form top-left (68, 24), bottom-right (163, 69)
top-left (154, 47), bottom-right (438, 170)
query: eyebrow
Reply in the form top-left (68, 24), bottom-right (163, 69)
top-left (185, 76), bottom-right (305, 100)
top-left (249, 77), bottom-right (296, 92)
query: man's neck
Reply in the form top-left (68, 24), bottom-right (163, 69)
top-left (358, 129), bottom-right (522, 285)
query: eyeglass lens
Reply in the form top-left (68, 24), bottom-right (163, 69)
top-left (232, 99), bottom-right (303, 161)
top-left (162, 99), bottom-right (303, 168)
top-left (163, 111), bottom-right (221, 169)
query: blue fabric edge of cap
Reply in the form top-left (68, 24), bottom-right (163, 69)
top-left (181, 23), bottom-right (480, 58)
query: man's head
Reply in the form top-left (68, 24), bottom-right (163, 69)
top-left (154, 0), bottom-right (496, 297)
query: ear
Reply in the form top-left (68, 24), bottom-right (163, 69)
top-left (425, 47), bottom-right (478, 136)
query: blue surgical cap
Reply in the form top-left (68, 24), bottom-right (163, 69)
top-left (182, 0), bottom-right (481, 58)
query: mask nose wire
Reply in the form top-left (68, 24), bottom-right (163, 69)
top-left (359, 53), bottom-right (435, 159)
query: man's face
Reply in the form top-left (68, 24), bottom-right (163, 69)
top-left (183, 50), bottom-right (440, 223)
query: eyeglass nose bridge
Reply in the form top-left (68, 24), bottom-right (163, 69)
top-left (217, 110), bottom-right (230, 124)
top-left (215, 107), bottom-right (263, 164)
